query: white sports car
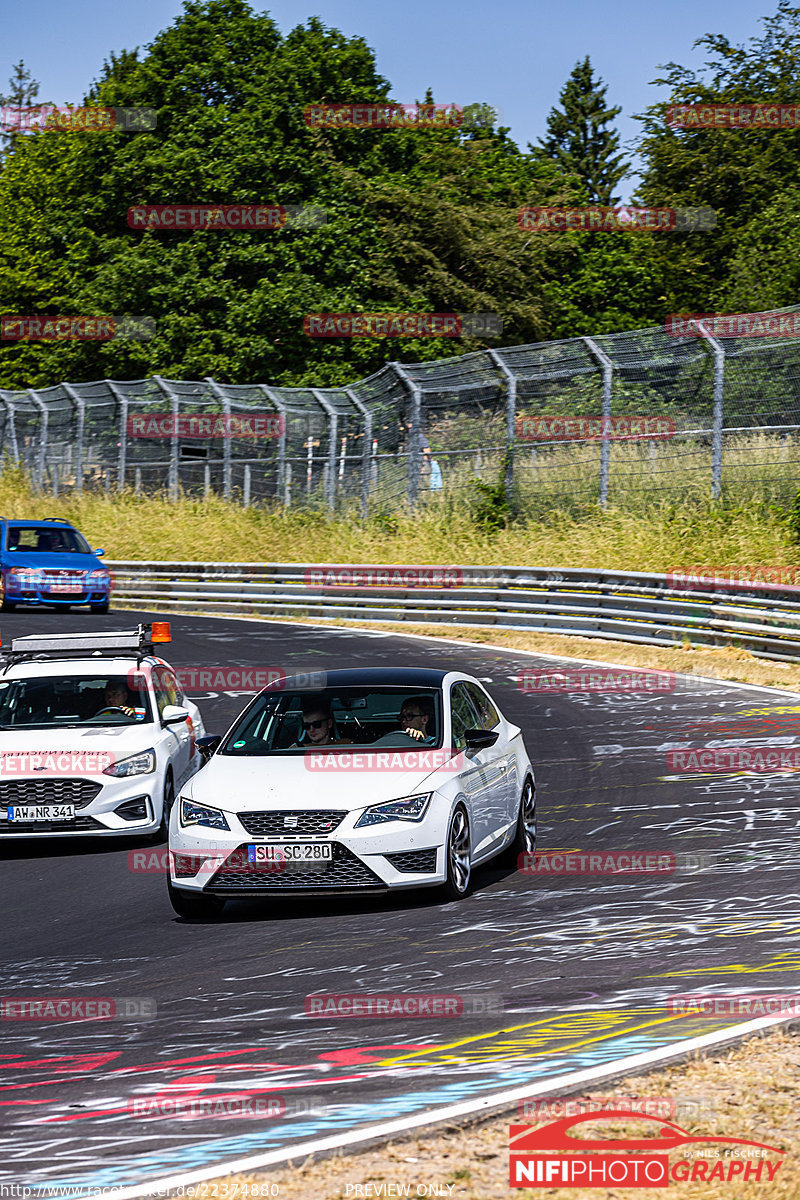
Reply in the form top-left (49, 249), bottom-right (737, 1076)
top-left (0, 624), bottom-right (205, 839)
top-left (167, 667), bottom-right (535, 918)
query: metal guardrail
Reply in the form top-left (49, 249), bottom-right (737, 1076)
top-left (108, 561), bottom-right (800, 662)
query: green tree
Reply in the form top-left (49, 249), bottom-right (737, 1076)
top-left (0, 60), bottom-right (40, 155)
top-left (534, 56), bottom-right (630, 204)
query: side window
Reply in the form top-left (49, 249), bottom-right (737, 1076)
top-left (465, 682), bottom-right (500, 730)
top-left (152, 667), bottom-right (180, 717)
top-left (450, 683), bottom-right (481, 750)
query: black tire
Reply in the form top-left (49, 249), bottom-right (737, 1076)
top-left (90, 601), bottom-right (110, 613)
top-left (0, 600), bottom-right (16, 612)
top-left (157, 772), bottom-right (175, 840)
top-left (167, 877), bottom-right (226, 919)
top-left (441, 804), bottom-right (472, 901)
top-left (498, 776), bottom-right (536, 868)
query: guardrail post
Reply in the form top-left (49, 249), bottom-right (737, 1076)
top-left (105, 381), bottom-right (129, 492)
top-left (0, 390), bottom-right (20, 467)
top-left (27, 390), bottom-right (48, 491)
top-left (259, 386), bottom-right (288, 505)
top-left (488, 350), bottom-right (516, 495)
top-left (583, 338), bottom-right (614, 508)
top-left (346, 388), bottom-right (372, 518)
top-left (61, 383), bottom-right (85, 492)
top-left (311, 390), bottom-right (338, 513)
top-left (205, 377), bottom-right (232, 500)
top-left (153, 376), bottom-right (180, 501)
top-left (699, 326), bottom-right (725, 500)
top-left (391, 363), bottom-right (422, 507)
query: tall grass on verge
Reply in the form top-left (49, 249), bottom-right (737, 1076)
top-left (0, 462), bottom-right (796, 572)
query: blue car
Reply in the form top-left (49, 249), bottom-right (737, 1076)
top-left (0, 519), bottom-right (112, 613)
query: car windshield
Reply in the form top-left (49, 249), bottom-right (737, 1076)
top-left (221, 686), bottom-right (442, 755)
top-left (6, 526), bottom-right (91, 554)
top-left (0, 675), bottom-right (153, 728)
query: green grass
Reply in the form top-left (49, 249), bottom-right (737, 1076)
top-left (0, 462), bottom-right (796, 572)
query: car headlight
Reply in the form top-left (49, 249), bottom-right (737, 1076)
top-left (89, 570), bottom-right (110, 585)
top-left (180, 798), bottom-right (230, 830)
top-left (103, 749), bottom-right (156, 777)
top-left (7, 568), bottom-right (43, 584)
top-left (354, 793), bottom-right (432, 828)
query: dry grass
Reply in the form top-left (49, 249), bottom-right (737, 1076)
top-left (178, 1027), bottom-right (800, 1199)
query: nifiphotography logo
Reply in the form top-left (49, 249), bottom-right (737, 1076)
top-left (509, 1112), bottom-right (784, 1187)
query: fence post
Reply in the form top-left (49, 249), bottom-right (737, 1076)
top-left (27, 391), bottom-right (48, 491)
top-left (699, 326), bottom-right (725, 500)
top-left (583, 338), bottom-right (614, 508)
top-left (391, 363), bottom-right (422, 507)
top-left (105, 381), bottom-right (129, 492)
top-left (61, 384), bottom-right (85, 492)
top-left (488, 350), bottom-right (516, 495)
top-left (205, 377), bottom-right (232, 500)
top-left (311, 390), bottom-right (337, 514)
top-left (0, 390), bottom-right (20, 466)
top-left (346, 388), bottom-right (372, 518)
top-left (259, 386), bottom-right (288, 505)
top-left (153, 376), bottom-right (180, 500)
top-left (243, 463), bottom-right (251, 506)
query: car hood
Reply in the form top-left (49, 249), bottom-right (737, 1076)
top-left (3, 552), bottom-right (102, 572)
top-left (0, 725), bottom-right (155, 768)
top-left (183, 752), bottom-right (455, 812)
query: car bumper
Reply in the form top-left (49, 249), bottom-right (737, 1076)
top-left (0, 775), bottom-right (163, 837)
top-left (4, 588), bottom-right (109, 607)
top-left (169, 806), bottom-right (450, 894)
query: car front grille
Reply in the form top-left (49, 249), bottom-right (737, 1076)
top-left (0, 779), bottom-right (101, 807)
top-left (0, 816), bottom-right (104, 833)
top-left (237, 809), bottom-right (347, 836)
top-left (385, 848), bottom-right (438, 873)
top-left (208, 843), bottom-right (383, 891)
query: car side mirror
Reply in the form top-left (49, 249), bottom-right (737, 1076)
top-left (162, 704), bottom-right (190, 726)
top-left (197, 734), bottom-right (221, 760)
top-left (94, 548), bottom-right (105, 557)
top-left (464, 727), bottom-right (499, 750)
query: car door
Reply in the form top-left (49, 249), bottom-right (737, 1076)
top-left (462, 681), bottom-right (520, 830)
top-left (152, 665), bottom-right (193, 788)
top-left (450, 681), bottom-right (496, 856)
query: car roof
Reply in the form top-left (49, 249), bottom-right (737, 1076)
top-left (279, 666), bottom-right (450, 689)
top-left (3, 519), bottom-right (79, 529)
top-left (0, 655), bottom-right (168, 680)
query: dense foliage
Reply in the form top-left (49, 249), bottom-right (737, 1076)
top-left (1, 0), bottom-right (799, 389)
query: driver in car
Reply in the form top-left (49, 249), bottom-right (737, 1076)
top-left (98, 681), bottom-right (135, 717)
top-left (399, 697), bottom-right (436, 743)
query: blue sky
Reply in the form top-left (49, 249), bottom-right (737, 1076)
top-left (2, 0), bottom-right (774, 198)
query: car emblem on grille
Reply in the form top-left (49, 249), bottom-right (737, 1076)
top-left (284, 815), bottom-right (298, 827)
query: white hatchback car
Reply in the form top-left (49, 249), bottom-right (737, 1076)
top-left (167, 667), bottom-right (535, 918)
top-left (0, 624), bottom-right (205, 839)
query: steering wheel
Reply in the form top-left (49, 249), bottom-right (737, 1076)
top-left (94, 706), bottom-right (126, 716)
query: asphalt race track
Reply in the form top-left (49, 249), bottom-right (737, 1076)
top-left (2, 609), bottom-right (800, 1193)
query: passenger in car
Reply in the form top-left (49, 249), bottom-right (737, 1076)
top-left (293, 700), bottom-right (353, 747)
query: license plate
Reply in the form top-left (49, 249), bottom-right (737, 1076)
top-left (7, 805), bottom-right (75, 821)
top-left (248, 842), bottom-right (333, 864)
top-left (48, 584), bottom-right (83, 594)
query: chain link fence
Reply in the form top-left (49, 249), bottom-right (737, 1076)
top-left (2, 306), bottom-right (800, 516)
